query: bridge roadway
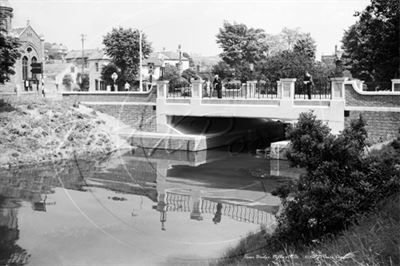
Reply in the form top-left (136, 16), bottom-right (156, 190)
top-left (155, 79), bottom-right (348, 142)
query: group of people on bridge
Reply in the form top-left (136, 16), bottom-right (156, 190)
top-left (201, 71), bottom-right (314, 99)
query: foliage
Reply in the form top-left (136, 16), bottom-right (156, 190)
top-left (100, 63), bottom-right (121, 88)
top-left (160, 64), bottom-right (190, 90)
top-left (160, 64), bottom-right (180, 81)
top-left (216, 21), bottom-right (268, 67)
top-left (181, 68), bottom-right (199, 82)
top-left (182, 52), bottom-right (195, 68)
top-left (258, 50), bottom-right (314, 81)
top-left (272, 112), bottom-right (400, 248)
top-left (211, 61), bottom-right (234, 81)
top-left (342, 0), bottom-right (400, 81)
top-left (265, 27), bottom-right (309, 56)
top-left (75, 73), bottom-right (89, 91)
top-left (62, 74), bottom-right (74, 91)
top-left (103, 27), bottom-right (152, 83)
top-left (293, 34), bottom-right (316, 60)
top-left (0, 30), bottom-right (21, 84)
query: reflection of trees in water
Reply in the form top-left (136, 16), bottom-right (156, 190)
top-left (0, 196), bottom-right (30, 266)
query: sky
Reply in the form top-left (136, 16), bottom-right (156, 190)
top-left (9, 0), bottom-right (370, 59)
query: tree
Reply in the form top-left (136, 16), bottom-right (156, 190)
top-left (211, 61), bottom-right (235, 81)
top-left (62, 74), bottom-right (74, 91)
top-left (76, 73), bottom-right (89, 91)
top-left (181, 68), bottom-right (199, 82)
top-left (293, 34), bottom-right (316, 60)
top-left (100, 63), bottom-right (121, 88)
top-left (0, 16), bottom-right (21, 84)
top-left (216, 21), bottom-right (268, 67)
top-left (182, 52), bottom-right (195, 68)
top-left (342, 0), bottom-right (400, 81)
top-left (160, 64), bottom-right (189, 90)
top-left (103, 27), bottom-right (152, 84)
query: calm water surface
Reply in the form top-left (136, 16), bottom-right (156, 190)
top-left (0, 147), bottom-right (298, 266)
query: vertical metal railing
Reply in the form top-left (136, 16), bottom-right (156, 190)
top-left (295, 78), bottom-right (331, 99)
top-left (255, 80), bottom-right (278, 98)
top-left (166, 84), bottom-right (192, 98)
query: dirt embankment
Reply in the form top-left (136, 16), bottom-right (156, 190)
top-left (0, 99), bottom-right (132, 169)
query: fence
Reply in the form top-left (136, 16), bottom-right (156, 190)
top-left (167, 85), bottom-right (192, 98)
top-left (255, 80), bottom-right (278, 98)
top-left (295, 78), bottom-right (331, 99)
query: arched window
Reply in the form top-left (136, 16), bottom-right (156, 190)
top-left (22, 56), bottom-right (28, 81)
top-left (31, 56), bottom-right (37, 79)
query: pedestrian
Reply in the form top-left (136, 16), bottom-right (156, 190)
top-left (124, 82), bottom-right (131, 91)
top-left (213, 75), bottom-right (222, 99)
top-left (303, 71), bottom-right (313, 99)
top-left (212, 202), bottom-right (223, 224)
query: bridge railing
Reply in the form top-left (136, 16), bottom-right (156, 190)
top-left (166, 84), bottom-right (192, 98)
top-left (157, 78), bottom-right (350, 100)
top-left (294, 78), bottom-right (331, 99)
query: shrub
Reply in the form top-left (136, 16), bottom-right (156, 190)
top-left (273, 112), bottom-right (400, 247)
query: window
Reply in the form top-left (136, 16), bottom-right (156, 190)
top-left (95, 79), bottom-right (99, 90)
top-left (31, 56), bottom-right (37, 79)
top-left (22, 56), bottom-right (28, 81)
top-left (95, 62), bottom-right (99, 72)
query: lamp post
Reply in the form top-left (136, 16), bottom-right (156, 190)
top-left (249, 63), bottom-right (254, 80)
top-left (335, 49), bottom-right (344, 77)
top-left (111, 72), bottom-right (118, 91)
top-left (139, 30), bottom-right (143, 92)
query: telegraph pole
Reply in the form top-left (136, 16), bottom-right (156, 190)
top-left (139, 30), bottom-right (143, 92)
top-left (81, 34), bottom-right (86, 84)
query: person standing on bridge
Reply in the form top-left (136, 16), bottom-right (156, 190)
top-left (213, 75), bottom-right (222, 99)
top-left (303, 71), bottom-right (313, 100)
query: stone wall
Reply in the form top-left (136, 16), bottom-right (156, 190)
top-left (62, 91), bottom-right (156, 103)
top-left (62, 90), bottom-right (157, 132)
top-left (344, 83), bottom-right (400, 143)
top-left (86, 104), bottom-right (157, 132)
top-left (345, 110), bottom-right (399, 143)
top-left (345, 84), bottom-right (400, 107)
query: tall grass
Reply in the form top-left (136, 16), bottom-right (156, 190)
top-left (215, 195), bottom-right (399, 266)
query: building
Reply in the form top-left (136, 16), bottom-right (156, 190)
top-left (0, 0), bottom-right (45, 92)
top-left (141, 50), bottom-right (190, 82)
top-left (65, 48), bottom-right (111, 91)
top-left (87, 49), bottom-right (110, 91)
top-left (43, 62), bottom-right (79, 91)
top-left (44, 42), bottom-right (68, 62)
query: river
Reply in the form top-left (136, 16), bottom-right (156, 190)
top-left (0, 147), bottom-right (301, 266)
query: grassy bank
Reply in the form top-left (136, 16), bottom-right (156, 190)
top-left (0, 98), bottom-right (130, 169)
top-left (215, 113), bottom-right (400, 266)
top-left (217, 194), bottom-right (399, 265)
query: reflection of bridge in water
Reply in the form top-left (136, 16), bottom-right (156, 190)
top-left (158, 190), bottom-right (278, 227)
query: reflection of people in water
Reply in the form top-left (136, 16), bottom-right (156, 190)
top-left (212, 203), bottom-right (223, 224)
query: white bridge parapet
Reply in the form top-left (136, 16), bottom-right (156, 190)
top-left (156, 78), bottom-right (346, 134)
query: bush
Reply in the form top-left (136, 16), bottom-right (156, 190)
top-left (273, 112), bottom-right (400, 247)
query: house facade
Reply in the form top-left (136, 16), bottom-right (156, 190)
top-left (0, 0), bottom-right (45, 93)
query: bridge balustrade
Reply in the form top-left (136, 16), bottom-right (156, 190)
top-left (294, 78), bottom-right (331, 99)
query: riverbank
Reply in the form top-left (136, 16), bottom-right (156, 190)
top-left (0, 98), bottom-right (132, 169)
top-left (215, 115), bottom-right (400, 266)
top-left (217, 194), bottom-right (399, 266)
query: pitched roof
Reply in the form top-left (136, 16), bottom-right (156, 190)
top-left (44, 63), bottom-right (75, 76)
top-left (159, 51), bottom-right (189, 61)
top-left (65, 49), bottom-right (98, 60)
top-left (87, 49), bottom-right (111, 60)
top-left (143, 57), bottom-right (163, 66)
